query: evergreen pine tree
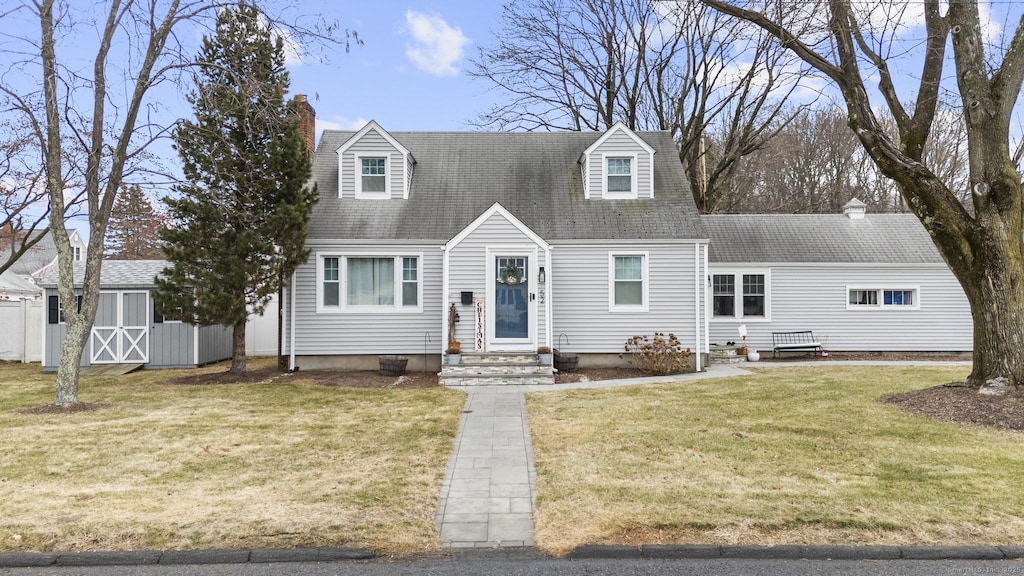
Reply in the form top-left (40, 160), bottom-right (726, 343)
top-left (155, 1), bottom-right (317, 373)
top-left (105, 184), bottom-right (166, 260)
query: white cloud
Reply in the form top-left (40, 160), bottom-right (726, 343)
top-left (403, 10), bottom-right (469, 77)
top-left (317, 116), bottom-right (368, 133)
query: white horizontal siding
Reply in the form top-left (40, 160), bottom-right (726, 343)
top-left (708, 265), bottom-right (973, 351)
top-left (290, 245), bottom-right (443, 355)
top-left (551, 244), bottom-right (698, 352)
top-left (338, 129), bottom-right (405, 199)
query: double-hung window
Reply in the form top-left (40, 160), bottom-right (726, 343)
top-left (609, 253), bottom-right (648, 311)
top-left (319, 254), bottom-right (421, 312)
top-left (606, 157), bottom-right (633, 194)
top-left (357, 156), bottom-right (388, 197)
top-left (847, 287), bottom-right (918, 309)
top-left (712, 271), bottom-right (769, 320)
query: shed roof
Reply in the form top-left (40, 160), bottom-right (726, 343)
top-left (703, 214), bottom-right (945, 264)
top-left (308, 130), bottom-right (706, 241)
top-left (40, 260), bottom-right (168, 289)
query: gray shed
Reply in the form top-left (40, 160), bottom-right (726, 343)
top-left (40, 260), bottom-right (232, 371)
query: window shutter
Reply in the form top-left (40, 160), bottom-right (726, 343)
top-left (47, 295), bottom-right (59, 324)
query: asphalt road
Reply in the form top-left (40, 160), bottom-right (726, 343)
top-left (2, 553), bottom-right (1023, 576)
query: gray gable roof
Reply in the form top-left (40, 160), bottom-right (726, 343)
top-left (5, 230), bottom-right (56, 276)
top-left (308, 130), bottom-right (705, 241)
top-left (40, 260), bottom-right (168, 289)
top-left (703, 214), bottom-right (945, 264)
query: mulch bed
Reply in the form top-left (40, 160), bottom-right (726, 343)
top-left (169, 367), bottom-right (438, 389)
top-left (882, 384), bottom-right (1024, 432)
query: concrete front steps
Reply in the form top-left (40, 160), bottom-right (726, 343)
top-left (708, 345), bottom-right (748, 365)
top-left (439, 352), bottom-right (555, 386)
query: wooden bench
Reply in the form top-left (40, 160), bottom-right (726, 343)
top-left (772, 331), bottom-right (822, 358)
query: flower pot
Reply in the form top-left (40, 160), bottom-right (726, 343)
top-left (747, 350), bottom-right (760, 362)
top-left (538, 353), bottom-right (553, 366)
top-left (446, 353), bottom-right (461, 366)
top-left (553, 351), bottom-right (579, 373)
top-left (737, 346), bottom-right (748, 356)
top-left (378, 355), bottom-right (408, 376)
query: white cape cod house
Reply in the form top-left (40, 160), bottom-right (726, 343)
top-left (283, 121), bottom-right (710, 371)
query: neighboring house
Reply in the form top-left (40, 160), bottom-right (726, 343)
top-left (703, 200), bottom-right (973, 353)
top-left (40, 260), bottom-right (233, 371)
top-left (283, 121), bottom-right (710, 371)
top-left (0, 228), bottom-right (87, 300)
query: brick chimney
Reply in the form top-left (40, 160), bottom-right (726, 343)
top-left (293, 94), bottom-right (316, 159)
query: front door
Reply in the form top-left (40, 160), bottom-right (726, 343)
top-left (90, 291), bottom-right (149, 364)
top-left (489, 254), bottom-right (534, 350)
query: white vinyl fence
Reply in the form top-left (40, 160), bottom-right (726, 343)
top-left (246, 293), bottom-right (280, 357)
top-left (0, 300), bottom-right (43, 362)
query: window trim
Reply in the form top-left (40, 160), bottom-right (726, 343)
top-left (845, 286), bottom-right (920, 310)
top-left (316, 252), bottom-right (423, 313)
top-left (354, 154), bottom-right (391, 199)
top-left (49, 293), bottom-right (83, 324)
top-left (72, 246), bottom-right (82, 261)
top-left (601, 153), bottom-right (639, 199)
top-left (608, 252), bottom-right (649, 313)
top-left (710, 269), bottom-right (771, 322)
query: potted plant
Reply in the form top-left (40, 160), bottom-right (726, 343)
top-left (537, 346), bottom-right (552, 366)
top-left (446, 341), bottom-right (461, 366)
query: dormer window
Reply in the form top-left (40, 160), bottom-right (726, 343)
top-left (603, 154), bottom-right (638, 198)
top-left (72, 246), bottom-right (82, 261)
top-left (607, 157), bottom-right (632, 193)
top-left (357, 156), bottom-right (389, 197)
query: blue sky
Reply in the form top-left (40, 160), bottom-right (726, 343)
top-left (287, 1), bottom-right (498, 139)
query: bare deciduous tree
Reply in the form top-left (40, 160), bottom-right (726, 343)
top-left (0, 0), bottom-right (353, 405)
top-left (469, 0), bottom-right (812, 211)
top-left (705, 0), bottom-right (1024, 388)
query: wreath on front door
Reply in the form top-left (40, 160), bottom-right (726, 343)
top-left (499, 261), bottom-right (524, 285)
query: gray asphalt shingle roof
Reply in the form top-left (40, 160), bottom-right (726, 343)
top-left (703, 214), bottom-right (945, 264)
top-left (39, 260), bottom-right (168, 288)
top-left (307, 130), bottom-right (705, 241)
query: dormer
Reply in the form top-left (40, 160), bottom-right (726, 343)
top-left (579, 122), bottom-right (656, 200)
top-left (336, 121), bottom-right (414, 199)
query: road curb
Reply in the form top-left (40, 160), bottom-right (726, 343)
top-left (0, 547), bottom-right (375, 568)
top-left (565, 544), bottom-right (1024, 560)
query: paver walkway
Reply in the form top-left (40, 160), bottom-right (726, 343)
top-left (436, 388), bottom-right (537, 547)
top-left (436, 363), bottom-right (751, 548)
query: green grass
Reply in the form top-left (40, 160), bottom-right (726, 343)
top-left (0, 360), bottom-right (465, 554)
top-left (526, 366), bottom-right (1024, 555)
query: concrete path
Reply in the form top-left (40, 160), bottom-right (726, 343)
top-left (436, 363), bottom-right (749, 548)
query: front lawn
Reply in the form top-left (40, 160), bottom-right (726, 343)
top-left (527, 366), bottom-right (1024, 555)
top-left (0, 359), bottom-right (465, 555)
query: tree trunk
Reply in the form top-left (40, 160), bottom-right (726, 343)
top-left (956, 223), bottom-right (1024, 387)
top-left (230, 320), bottom-right (246, 374)
top-left (54, 318), bottom-right (89, 405)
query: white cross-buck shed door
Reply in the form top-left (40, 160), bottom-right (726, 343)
top-left (90, 290), bottom-right (149, 364)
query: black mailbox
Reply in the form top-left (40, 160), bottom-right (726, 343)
top-left (461, 291), bottom-right (473, 305)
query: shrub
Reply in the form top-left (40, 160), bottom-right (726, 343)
top-left (620, 332), bottom-right (691, 375)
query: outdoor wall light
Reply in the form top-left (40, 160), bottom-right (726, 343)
top-left (538, 266), bottom-right (546, 283)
